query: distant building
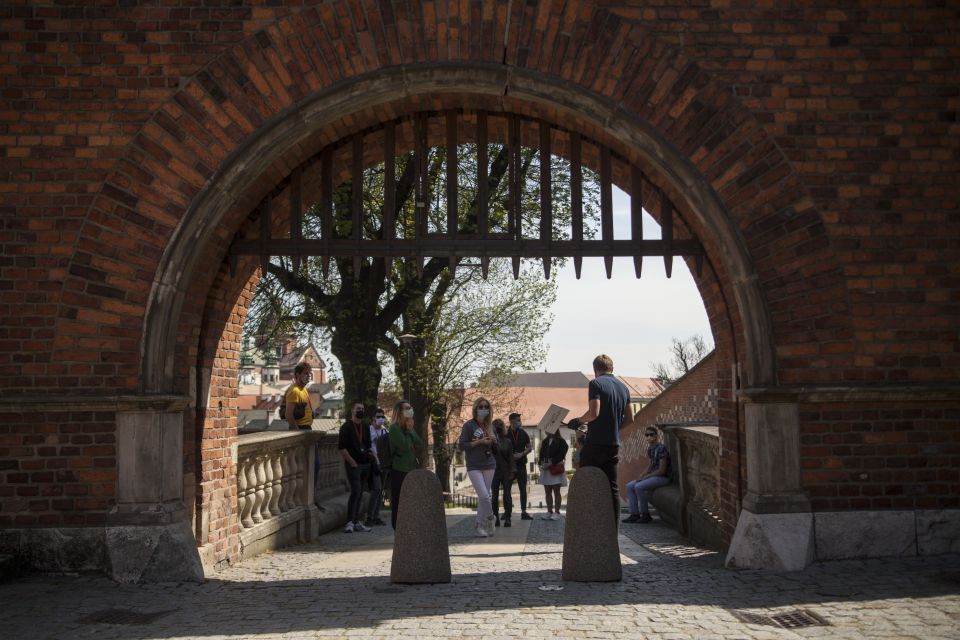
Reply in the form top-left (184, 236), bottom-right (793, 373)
top-left (237, 334), bottom-right (338, 431)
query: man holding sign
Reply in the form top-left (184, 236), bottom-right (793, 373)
top-left (568, 354), bottom-right (634, 525)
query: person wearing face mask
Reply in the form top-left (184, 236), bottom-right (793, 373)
top-left (338, 400), bottom-right (374, 533)
top-left (506, 412), bottom-right (533, 520)
top-left (490, 418), bottom-right (515, 528)
top-left (387, 399), bottom-right (421, 530)
top-left (458, 396), bottom-right (498, 537)
top-left (364, 408), bottom-right (388, 526)
top-left (284, 363), bottom-right (314, 431)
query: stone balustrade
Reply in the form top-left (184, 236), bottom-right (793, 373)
top-left (649, 425), bottom-right (725, 550)
top-left (236, 430), bottom-right (336, 559)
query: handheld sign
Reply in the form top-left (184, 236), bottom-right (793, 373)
top-left (537, 404), bottom-right (569, 435)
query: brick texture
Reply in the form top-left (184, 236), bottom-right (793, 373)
top-left (1, 1), bottom-right (957, 566)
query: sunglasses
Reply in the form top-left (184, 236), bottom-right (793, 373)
top-left (645, 433), bottom-right (657, 437)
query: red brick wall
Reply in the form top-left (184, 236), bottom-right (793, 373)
top-left (620, 354), bottom-right (718, 472)
top-left (1, 1), bottom-right (957, 563)
top-left (0, 410), bottom-right (115, 527)
top-left (801, 401), bottom-right (960, 512)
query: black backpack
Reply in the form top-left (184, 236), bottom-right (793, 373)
top-left (376, 429), bottom-right (392, 470)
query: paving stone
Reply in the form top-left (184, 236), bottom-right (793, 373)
top-left (1, 503), bottom-right (959, 639)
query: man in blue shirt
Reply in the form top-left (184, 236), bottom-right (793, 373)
top-left (569, 354), bottom-right (634, 525)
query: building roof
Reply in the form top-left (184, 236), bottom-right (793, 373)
top-left (503, 371), bottom-right (591, 388)
top-left (450, 372), bottom-right (663, 431)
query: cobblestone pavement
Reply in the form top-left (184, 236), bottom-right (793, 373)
top-left (2, 508), bottom-right (959, 639)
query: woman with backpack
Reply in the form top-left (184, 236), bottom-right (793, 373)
top-left (387, 399), bottom-right (421, 530)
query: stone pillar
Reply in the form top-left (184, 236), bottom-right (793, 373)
top-left (107, 401), bottom-right (204, 583)
top-left (725, 401), bottom-right (814, 571)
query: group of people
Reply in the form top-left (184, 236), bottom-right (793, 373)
top-left (335, 399), bottom-right (423, 533)
top-left (287, 354), bottom-right (673, 537)
top-left (459, 402), bottom-right (556, 537)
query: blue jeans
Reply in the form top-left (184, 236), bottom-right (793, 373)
top-left (626, 476), bottom-right (670, 515)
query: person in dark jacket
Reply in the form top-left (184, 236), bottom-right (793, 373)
top-left (491, 419), bottom-right (515, 528)
top-left (338, 400), bottom-right (374, 533)
top-left (537, 427), bottom-right (569, 520)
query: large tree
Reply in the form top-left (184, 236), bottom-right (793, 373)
top-left (246, 137), bottom-right (597, 457)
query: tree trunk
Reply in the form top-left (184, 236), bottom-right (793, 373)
top-left (330, 318), bottom-right (382, 414)
top-left (430, 402), bottom-right (451, 493)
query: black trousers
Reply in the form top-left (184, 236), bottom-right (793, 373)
top-left (389, 469), bottom-right (407, 530)
top-left (578, 444), bottom-right (619, 525)
top-left (511, 463), bottom-right (529, 513)
top-left (345, 463), bottom-right (370, 523)
top-left (491, 475), bottom-right (512, 518)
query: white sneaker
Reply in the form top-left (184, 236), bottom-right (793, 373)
top-left (486, 516), bottom-right (496, 537)
top-left (343, 521), bottom-right (354, 533)
top-left (541, 513), bottom-right (553, 520)
top-left (550, 513), bottom-right (561, 521)
top-left (475, 524), bottom-right (489, 538)
top-left (354, 521), bottom-right (371, 532)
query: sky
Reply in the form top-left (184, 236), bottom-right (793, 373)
top-left (540, 188), bottom-right (712, 378)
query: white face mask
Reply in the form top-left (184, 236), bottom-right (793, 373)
top-left (403, 408), bottom-right (414, 419)
top-left (375, 416), bottom-right (385, 425)
top-left (477, 409), bottom-right (490, 419)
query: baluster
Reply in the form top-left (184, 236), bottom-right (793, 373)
top-left (270, 451), bottom-right (283, 515)
top-left (252, 456), bottom-right (266, 523)
top-left (283, 447), bottom-right (297, 510)
top-left (248, 456), bottom-right (263, 524)
top-left (294, 445), bottom-right (306, 507)
top-left (261, 453), bottom-right (274, 519)
top-left (238, 458), bottom-right (253, 528)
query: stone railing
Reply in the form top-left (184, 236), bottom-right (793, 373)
top-left (650, 425), bottom-right (724, 550)
top-left (236, 431), bottom-right (332, 559)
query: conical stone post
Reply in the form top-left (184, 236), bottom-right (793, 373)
top-left (562, 466), bottom-right (622, 582)
top-left (390, 469), bottom-right (451, 584)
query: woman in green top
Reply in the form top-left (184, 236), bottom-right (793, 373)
top-left (388, 398), bottom-right (422, 530)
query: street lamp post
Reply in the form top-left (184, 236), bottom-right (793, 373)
top-left (399, 334), bottom-right (416, 399)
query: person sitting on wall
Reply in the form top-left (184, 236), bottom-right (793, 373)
top-left (622, 426), bottom-right (671, 524)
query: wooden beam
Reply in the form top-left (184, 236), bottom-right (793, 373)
top-left (446, 109), bottom-right (457, 236)
top-left (383, 121), bottom-right (396, 241)
top-left (352, 133), bottom-right (363, 278)
top-left (290, 166), bottom-right (302, 274)
top-left (601, 145), bottom-right (613, 279)
top-left (320, 146), bottom-right (332, 278)
top-left (662, 193), bottom-right (674, 278)
top-left (540, 120), bottom-right (552, 279)
top-left (631, 165), bottom-right (644, 279)
top-left (570, 131), bottom-right (583, 279)
top-left (477, 110), bottom-right (488, 237)
top-left (259, 196), bottom-right (271, 278)
top-left (415, 112), bottom-right (428, 239)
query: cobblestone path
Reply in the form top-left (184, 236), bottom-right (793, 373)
top-left (1, 509), bottom-right (958, 639)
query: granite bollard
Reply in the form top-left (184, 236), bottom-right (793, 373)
top-left (390, 469), bottom-right (451, 584)
top-left (562, 466), bottom-right (622, 582)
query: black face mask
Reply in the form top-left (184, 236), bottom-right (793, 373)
top-left (354, 409), bottom-right (365, 419)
